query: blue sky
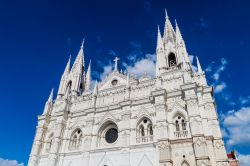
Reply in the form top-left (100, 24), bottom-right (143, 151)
top-left (0, 0), bottom-right (250, 165)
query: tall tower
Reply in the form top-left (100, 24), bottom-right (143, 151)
top-left (156, 10), bottom-right (192, 78)
top-left (28, 11), bottom-right (229, 166)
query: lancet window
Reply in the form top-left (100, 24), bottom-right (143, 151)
top-left (174, 115), bottom-right (188, 138)
top-left (69, 129), bottom-right (83, 150)
top-left (136, 117), bottom-right (153, 143)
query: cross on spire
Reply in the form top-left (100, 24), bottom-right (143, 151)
top-left (113, 57), bottom-right (120, 71)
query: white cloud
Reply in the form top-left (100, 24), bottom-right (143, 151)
top-left (100, 64), bottom-right (112, 80)
top-left (212, 58), bottom-right (227, 81)
top-left (205, 58), bottom-right (228, 99)
top-left (0, 158), bottom-right (23, 166)
top-left (223, 107), bottom-right (250, 146)
top-left (213, 73), bottom-right (220, 81)
top-left (127, 41), bottom-right (143, 62)
top-left (238, 154), bottom-right (250, 166)
top-left (239, 96), bottom-right (250, 105)
top-left (214, 82), bottom-right (227, 93)
top-left (205, 62), bottom-right (214, 72)
top-left (124, 53), bottom-right (156, 78)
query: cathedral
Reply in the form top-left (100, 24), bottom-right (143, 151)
top-left (28, 12), bottom-right (230, 166)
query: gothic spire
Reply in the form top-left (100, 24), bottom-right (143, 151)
top-left (163, 10), bottom-right (175, 44)
top-left (196, 56), bottom-right (203, 74)
top-left (157, 25), bottom-right (164, 50)
top-left (71, 39), bottom-right (85, 74)
top-left (85, 60), bottom-right (91, 90)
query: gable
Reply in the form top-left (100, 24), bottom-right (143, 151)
top-left (99, 71), bottom-right (127, 91)
top-left (98, 71), bottom-right (136, 91)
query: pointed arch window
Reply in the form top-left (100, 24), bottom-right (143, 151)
top-left (69, 129), bottom-right (83, 150)
top-left (136, 117), bottom-right (153, 143)
top-left (174, 115), bottom-right (188, 138)
top-left (168, 53), bottom-right (177, 67)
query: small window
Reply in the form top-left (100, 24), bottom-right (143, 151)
top-left (168, 53), bottom-right (177, 67)
top-left (176, 121), bottom-right (180, 131)
top-left (111, 79), bottom-right (118, 86)
top-left (105, 128), bottom-right (118, 143)
top-left (140, 125), bottom-right (145, 136)
top-left (149, 125), bottom-right (153, 135)
top-left (182, 120), bottom-right (186, 131)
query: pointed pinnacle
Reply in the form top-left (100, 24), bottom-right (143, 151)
top-left (157, 25), bottom-right (163, 49)
top-left (48, 88), bottom-right (54, 102)
top-left (81, 38), bottom-right (85, 49)
top-left (63, 56), bottom-right (71, 75)
top-left (87, 59), bottom-right (91, 73)
top-left (93, 81), bottom-right (98, 95)
top-left (175, 19), bottom-right (178, 29)
top-left (196, 56), bottom-right (203, 74)
top-left (126, 72), bottom-right (130, 88)
top-left (165, 9), bottom-right (169, 19)
top-left (86, 59), bottom-right (92, 90)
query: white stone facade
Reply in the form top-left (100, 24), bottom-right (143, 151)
top-left (28, 12), bottom-right (229, 166)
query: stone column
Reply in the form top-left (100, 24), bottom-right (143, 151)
top-left (181, 83), bottom-right (210, 165)
top-left (28, 118), bottom-right (47, 166)
top-left (152, 90), bottom-right (172, 166)
top-left (158, 141), bottom-right (172, 166)
top-left (48, 118), bottom-right (66, 166)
